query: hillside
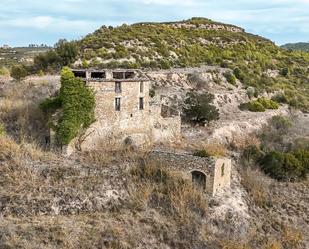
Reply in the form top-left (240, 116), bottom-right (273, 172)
top-left (0, 46), bottom-right (50, 67)
top-left (71, 17), bottom-right (309, 111)
top-left (281, 42), bottom-right (309, 52)
top-left (1, 17), bottom-right (309, 249)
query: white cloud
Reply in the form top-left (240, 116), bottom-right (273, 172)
top-left (0, 15), bottom-right (99, 32)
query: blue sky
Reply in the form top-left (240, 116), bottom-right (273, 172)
top-left (0, 0), bottom-right (308, 47)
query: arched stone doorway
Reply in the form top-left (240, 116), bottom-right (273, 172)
top-left (191, 170), bottom-right (206, 190)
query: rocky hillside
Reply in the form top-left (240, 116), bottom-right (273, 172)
top-left (281, 42), bottom-right (309, 52)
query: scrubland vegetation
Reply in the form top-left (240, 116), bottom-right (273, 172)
top-left (0, 17), bottom-right (308, 249)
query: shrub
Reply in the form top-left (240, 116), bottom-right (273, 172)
top-left (183, 92), bottom-right (220, 125)
top-left (224, 71), bottom-right (237, 85)
top-left (0, 123), bottom-right (6, 136)
top-left (0, 66), bottom-right (10, 76)
top-left (11, 65), bottom-right (28, 81)
top-left (259, 151), bottom-right (305, 181)
top-left (246, 87), bottom-right (255, 99)
top-left (272, 92), bottom-right (288, 104)
top-left (239, 101), bottom-right (266, 112)
top-left (239, 98), bottom-right (279, 112)
top-left (257, 97), bottom-right (279, 109)
top-left (269, 115), bottom-right (292, 132)
top-left (233, 67), bottom-right (245, 81)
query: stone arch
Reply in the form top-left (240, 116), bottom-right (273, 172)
top-left (191, 170), bottom-right (207, 190)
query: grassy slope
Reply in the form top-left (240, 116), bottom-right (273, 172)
top-left (75, 17), bottom-right (309, 110)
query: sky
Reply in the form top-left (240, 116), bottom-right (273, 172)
top-left (0, 0), bottom-right (308, 47)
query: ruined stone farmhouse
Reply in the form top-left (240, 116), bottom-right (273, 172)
top-left (67, 69), bottom-right (181, 152)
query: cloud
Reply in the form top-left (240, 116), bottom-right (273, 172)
top-left (0, 0), bottom-right (308, 46)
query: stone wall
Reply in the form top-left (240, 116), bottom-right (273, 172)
top-left (66, 69), bottom-right (182, 152)
top-left (148, 150), bottom-right (231, 196)
top-left (80, 79), bottom-right (151, 150)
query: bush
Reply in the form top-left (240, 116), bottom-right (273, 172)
top-left (0, 123), bottom-right (6, 136)
top-left (269, 115), bottom-right (292, 132)
top-left (0, 66), bottom-right (10, 76)
top-left (233, 67), bottom-right (245, 81)
top-left (260, 151), bottom-right (305, 181)
top-left (223, 71), bottom-right (237, 85)
top-left (183, 92), bottom-right (220, 125)
top-left (257, 97), bottom-right (279, 109)
top-left (239, 97), bottom-right (279, 112)
top-left (11, 65), bottom-right (28, 81)
top-left (239, 101), bottom-right (266, 112)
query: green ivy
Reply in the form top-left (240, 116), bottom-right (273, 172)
top-left (40, 67), bottom-right (95, 145)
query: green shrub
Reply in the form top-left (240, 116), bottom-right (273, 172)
top-left (233, 67), bottom-right (245, 81)
top-left (272, 92), bottom-right (288, 104)
top-left (10, 65), bottom-right (28, 81)
top-left (293, 149), bottom-right (309, 174)
top-left (223, 71), bottom-right (237, 85)
top-left (0, 67), bottom-right (10, 76)
top-left (269, 115), bottom-right (292, 132)
top-left (239, 97), bottom-right (279, 112)
top-left (257, 97), bottom-right (279, 109)
top-left (0, 123), bottom-right (6, 136)
top-left (260, 151), bottom-right (305, 181)
top-left (239, 101), bottom-right (266, 112)
top-left (183, 92), bottom-right (220, 125)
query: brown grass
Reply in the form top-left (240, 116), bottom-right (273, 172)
top-left (129, 160), bottom-right (208, 223)
top-left (241, 167), bottom-right (271, 207)
top-left (229, 132), bottom-right (261, 151)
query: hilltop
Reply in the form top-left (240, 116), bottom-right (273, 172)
top-left (281, 42), bottom-right (309, 52)
top-left (26, 17), bottom-right (309, 111)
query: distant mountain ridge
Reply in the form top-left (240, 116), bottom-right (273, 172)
top-left (281, 42), bottom-right (309, 52)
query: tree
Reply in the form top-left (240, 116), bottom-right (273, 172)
top-left (10, 65), bottom-right (28, 81)
top-left (55, 39), bottom-right (78, 66)
top-left (183, 92), bottom-right (219, 125)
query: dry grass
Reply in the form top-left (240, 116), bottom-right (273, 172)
top-left (282, 226), bottom-right (303, 249)
top-left (129, 160), bottom-right (208, 223)
top-left (241, 167), bottom-right (271, 207)
top-left (229, 132), bottom-right (261, 151)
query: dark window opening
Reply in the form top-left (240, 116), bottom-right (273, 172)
top-left (125, 71), bottom-right (135, 79)
top-left (91, 71), bottom-right (106, 79)
top-left (140, 82), bottom-right (144, 93)
top-left (73, 70), bottom-right (86, 79)
top-left (113, 72), bottom-right (125, 79)
top-left (221, 164), bottom-right (225, 177)
top-left (139, 97), bottom-right (144, 110)
top-left (115, 98), bottom-right (121, 111)
top-left (191, 171), bottom-right (206, 190)
top-left (115, 82), bottom-right (122, 93)
top-left (113, 71), bottom-right (135, 79)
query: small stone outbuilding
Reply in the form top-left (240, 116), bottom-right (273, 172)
top-left (149, 151), bottom-right (232, 196)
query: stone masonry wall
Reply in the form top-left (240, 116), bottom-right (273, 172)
top-left (80, 79), bottom-right (151, 150)
top-left (148, 151), bottom-right (231, 196)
